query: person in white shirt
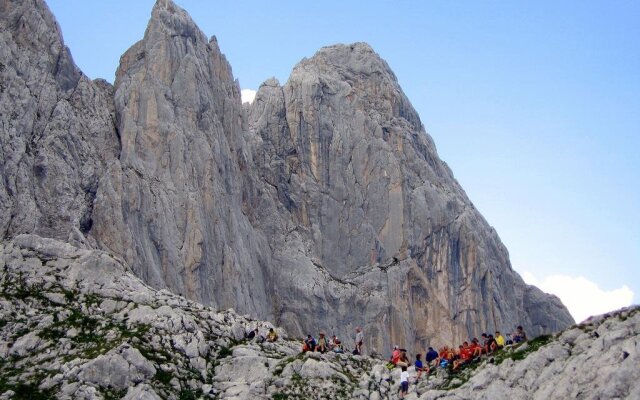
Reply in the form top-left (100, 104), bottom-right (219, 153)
top-left (399, 365), bottom-right (409, 398)
top-left (355, 327), bottom-right (364, 355)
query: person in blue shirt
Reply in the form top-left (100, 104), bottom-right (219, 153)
top-left (426, 346), bottom-right (439, 367)
top-left (414, 353), bottom-right (428, 380)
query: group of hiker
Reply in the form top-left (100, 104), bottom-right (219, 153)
top-left (301, 327), bottom-right (365, 355)
top-left (244, 326), bottom-right (366, 356)
top-left (245, 327), bottom-right (279, 343)
top-left (387, 325), bottom-right (528, 398)
top-left (246, 323), bottom-right (527, 398)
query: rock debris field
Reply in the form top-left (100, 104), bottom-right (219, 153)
top-left (1, 235), bottom-right (638, 399)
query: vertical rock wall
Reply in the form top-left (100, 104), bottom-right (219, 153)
top-left (89, 1), bottom-right (273, 318)
top-left (247, 43), bottom-right (574, 350)
top-left (0, 0), bottom-right (118, 243)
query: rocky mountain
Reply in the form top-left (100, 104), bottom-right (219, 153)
top-left (0, 235), bottom-right (637, 399)
top-left (0, 0), bottom-right (573, 355)
top-left (0, 0), bottom-right (119, 243)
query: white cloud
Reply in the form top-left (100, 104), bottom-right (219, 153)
top-left (241, 89), bottom-right (256, 104)
top-left (522, 271), bottom-right (634, 323)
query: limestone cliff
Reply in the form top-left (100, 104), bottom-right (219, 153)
top-left (246, 44), bottom-right (573, 348)
top-left (0, 0), bottom-right (118, 243)
top-left (89, 0), bottom-right (274, 320)
top-left (0, 0), bottom-right (574, 354)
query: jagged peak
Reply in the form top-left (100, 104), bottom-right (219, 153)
top-left (293, 41), bottom-right (398, 84)
top-left (146, 0), bottom-right (207, 45)
top-left (317, 41), bottom-right (376, 55)
top-left (260, 77), bottom-right (281, 88)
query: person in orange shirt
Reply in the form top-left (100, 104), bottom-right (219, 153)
top-left (453, 342), bottom-right (473, 370)
top-left (470, 338), bottom-right (483, 357)
top-left (438, 346), bottom-right (449, 361)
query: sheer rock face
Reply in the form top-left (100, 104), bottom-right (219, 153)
top-left (247, 43), bottom-right (574, 349)
top-left (0, 0), bottom-right (119, 243)
top-left (89, 0), bottom-right (273, 318)
top-left (0, 0), bottom-right (573, 352)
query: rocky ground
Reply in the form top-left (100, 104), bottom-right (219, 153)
top-left (1, 235), bottom-right (638, 399)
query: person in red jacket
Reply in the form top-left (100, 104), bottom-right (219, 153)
top-left (391, 346), bottom-right (402, 365)
top-left (453, 342), bottom-right (473, 370)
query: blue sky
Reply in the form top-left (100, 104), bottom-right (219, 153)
top-left (47, 0), bottom-right (639, 322)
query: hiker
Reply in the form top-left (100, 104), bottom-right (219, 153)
top-left (266, 328), bottom-right (278, 342)
top-left (315, 332), bottom-right (328, 353)
top-left (481, 333), bottom-right (490, 354)
top-left (355, 327), bottom-right (364, 355)
top-left (399, 365), bottom-right (409, 399)
top-left (414, 353), bottom-right (428, 380)
top-left (303, 334), bottom-right (316, 352)
top-left (505, 333), bottom-right (514, 345)
top-left (426, 346), bottom-right (439, 367)
top-left (384, 345), bottom-right (399, 369)
top-left (453, 343), bottom-right (473, 370)
top-left (514, 326), bottom-right (527, 343)
top-left (397, 349), bottom-right (410, 368)
top-left (488, 334), bottom-right (498, 353)
top-left (470, 338), bottom-right (483, 357)
top-left (246, 328), bottom-right (259, 340)
top-left (438, 345), bottom-right (454, 364)
top-left (330, 335), bottom-right (343, 353)
top-left (495, 331), bottom-right (505, 348)
top-left (391, 345), bottom-right (402, 365)
top-left (328, 335), bottom-right (336, 351)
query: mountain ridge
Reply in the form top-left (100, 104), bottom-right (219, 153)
top-left (0, 0), bottom-right (573, 355)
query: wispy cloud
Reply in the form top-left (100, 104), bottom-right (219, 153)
top-left (522, 271), bottom-right (634, 323)
top-left (241, 89), bottom-right (256, 104)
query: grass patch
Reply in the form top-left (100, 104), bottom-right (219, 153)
top-left (217, 345), bottom-right (233, 359)
top-left (138, 344), bottom-right (172, 365)
top-left (62, 289), bottom-right (77, 303)
top-left (102, 388), bottom-right (127, 400)
top-left (178, 388), bottom-right (203, 400)
top-left (509, 335), bottom-right (553, 361)
top-left (0, 381), bottom-right (56, 400)
top-left (154, 369), bottom-right (174, 386)
top-left (38, 326), bottom-right (65, 341)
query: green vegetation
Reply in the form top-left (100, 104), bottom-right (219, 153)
top-left (217, 345), bottom-right (233, 359)
top-left (178, 388), bottom-right (203, 400)
top-left (154, 369), bottom-right (174, 386)
top-left (1, 273), bottom-right (47, 303)
top-left (102, 388), bottom-right (128, 400)
top-left (508, 335), bottom-right (553, 361)
top-left (0, 379), bottom-right (56, 400)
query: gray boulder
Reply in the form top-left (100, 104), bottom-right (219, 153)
top-left (77, 344), bottom-right (156, 390)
